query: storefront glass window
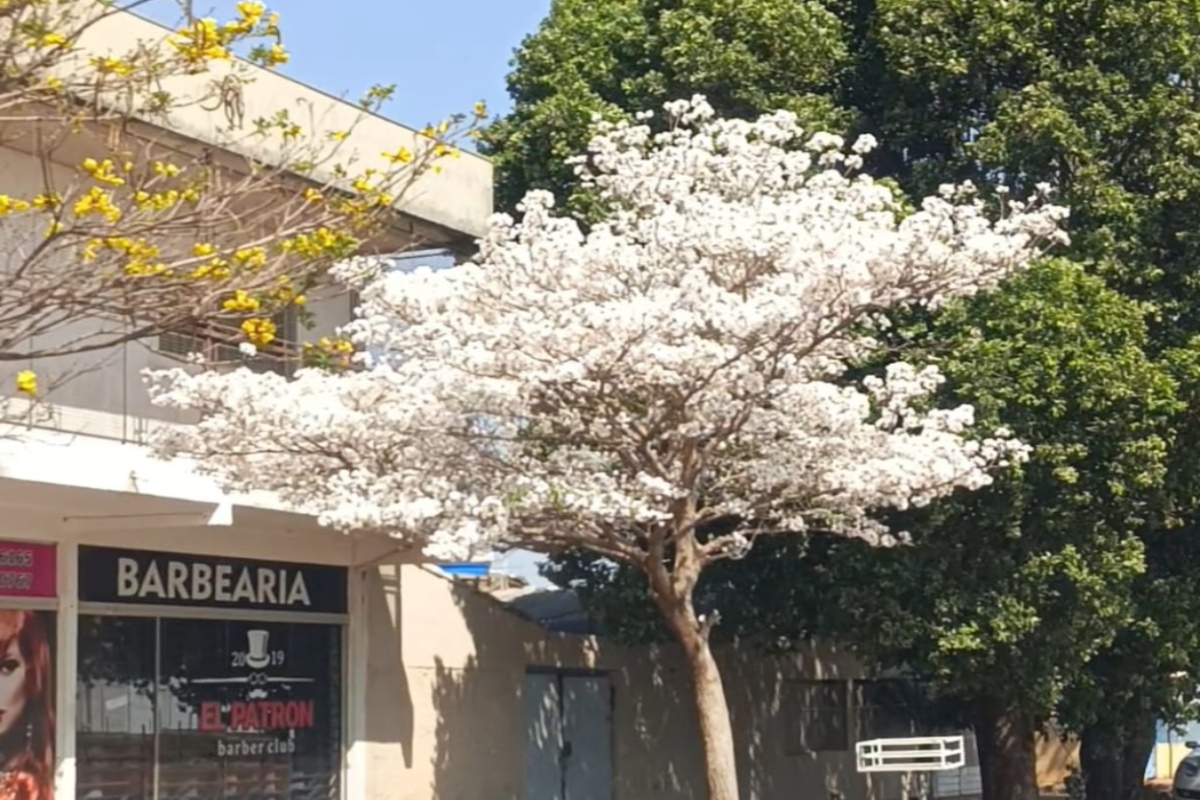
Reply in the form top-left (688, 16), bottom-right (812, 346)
top-left (76, 616), bottom-right (155, 800)
top-left (157, 620), bottom-right (342, 800)
top-left (75, 547), bottom-right (348, 800)
top-left (76, 617), bottom-right (342, 800)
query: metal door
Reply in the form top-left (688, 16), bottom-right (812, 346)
top-left (522, 672), bottom-right (612, 800)
top-left (523, 672), bottom-right (564, 800)
top-left (562, 676), bottom-right (613, 800)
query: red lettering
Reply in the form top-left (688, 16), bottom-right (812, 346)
top-left (294, 700), bottom-right (313, 728)
top-left (199, 702), bottom-right (222, 732)
top-left (229, 702), bottom-right (247, 731)
top-left (250, 702), bottom-right (263, 730)
top-left (267, 701), bottom-right (283, 728)
top-left (207, 699), bottom-right (315, 732)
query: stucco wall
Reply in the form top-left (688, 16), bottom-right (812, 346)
top-left (362, 563), bottom-right (910, 800)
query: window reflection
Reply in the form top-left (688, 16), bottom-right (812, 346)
top-left (75, 616), bottom-right (156, 800)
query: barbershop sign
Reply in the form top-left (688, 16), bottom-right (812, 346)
top-left (78, 546), bottom-right (346, 613)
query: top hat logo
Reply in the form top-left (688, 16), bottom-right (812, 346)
top-left (245, 629), bottom-right (271, 669)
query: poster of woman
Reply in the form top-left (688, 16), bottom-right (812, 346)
top-left (0, 611), bottom-right (54, 800)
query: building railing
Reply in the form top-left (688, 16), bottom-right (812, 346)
top-left (4, 323), bottom-right (308, 446)
top-left (159, 319), bottom-right (307, 378)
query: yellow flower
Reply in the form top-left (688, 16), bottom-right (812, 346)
top-left (30, 32), bottom-right (67, 48)
top-left (383, 147), bottom-right (413, 165)
top-left (192, 242), bottom-right (216, 257)
top-left (292, 294), bottom-right (306, 306)
top-left (222, 290), bottom-right (260, 313)
top-left (302, 187), bottom-right (323, 203)
top-left (328, 130), bottom-right (348, 141)
top-left (473, 100), bottom-right (487, 119)
top-left (80, 238), bottom-right (102, 261)
top-left (153, 161), bottom-right (181, 177)
top-left (235, 1), bottom-right (265, 23)
top-left (170, 18), bottom-right (231, 63)
top-left (31, 193), bottom-right (61, 210)
top-left (81, 157), bottom-right (125, 186)
top-left (44, 76), bottom-right (63, 91)
top-left (15, 370), bottom-right (37, 395)
top-left (262, 43), bottom-right (288, 67)
top-left (232, 247), bottom-right (267, 268)
top-left (241, 318), bottom-right (276, 347)
top-left (72, 186), bottom-right (121, 222)
top-left (282, 226), bottom-right (357, 258)
top-left (0, 195), bottom-right (30, 215)
top-left (90, 56), bottom-right (133, 76)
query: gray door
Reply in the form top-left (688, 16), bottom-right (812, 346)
top-left (523, 672), bottom-right (612, 800)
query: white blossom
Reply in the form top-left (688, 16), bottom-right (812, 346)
top-left (146, 97), bottom-right (1068, 563)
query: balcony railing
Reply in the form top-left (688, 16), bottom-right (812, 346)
top-left (159, 319), bottom-right (306, 378)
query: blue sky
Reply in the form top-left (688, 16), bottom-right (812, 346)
top-left (138, 0), bottom-right (552, 131)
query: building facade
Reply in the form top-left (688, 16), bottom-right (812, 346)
top-left (0, 7), bottom-right (494, 800)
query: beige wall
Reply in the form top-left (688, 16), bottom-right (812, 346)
top-left (362, 563), bottom-right (910, 800)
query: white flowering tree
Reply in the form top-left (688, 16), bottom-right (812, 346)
top-left (148, 98), bottom-right (1067, 800)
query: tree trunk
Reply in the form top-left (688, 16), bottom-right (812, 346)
top-left (679, 629), bottom-right (741, 800)
top-left (1082, 717), bottom-right (1156, 800)
top-left (646, 524), bottom-right (740, 800)
top-left (1119, 717), bottom-right (1155, 798)
top-left (974, 698), bottom-right (1039, 800)
top-left (1081, 727), bottom-right (1121, 800)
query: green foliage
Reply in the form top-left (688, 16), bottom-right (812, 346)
top-left (480, 0), bottom-right (851, 214)
top-left (816, 263), bottom-right (1185, 722)
top-left (839, 0), bottom-right (1200, 739)
top-left (858, 0), bottom-right (1200, 343)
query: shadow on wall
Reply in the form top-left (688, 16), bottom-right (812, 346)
top-left (363, 563), bottom-right (415, 772)
top-left (358, 563), bottom-right (907, 800)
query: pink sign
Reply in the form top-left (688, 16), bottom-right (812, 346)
top-left (0, 541), bottom-right (56, 597)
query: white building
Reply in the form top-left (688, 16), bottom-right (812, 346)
top-left (0, 7), bottom-right (493, 800)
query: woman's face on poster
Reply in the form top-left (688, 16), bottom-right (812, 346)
top-left (0, 639), bottom-right (28, 737)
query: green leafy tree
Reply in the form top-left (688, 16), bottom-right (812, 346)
top-left (479, 0), bottom-right (850, 215)
top-left (843, 3), bottom-right (1200, 796)
top-left (823, 261), bottom-right (1183, 800)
